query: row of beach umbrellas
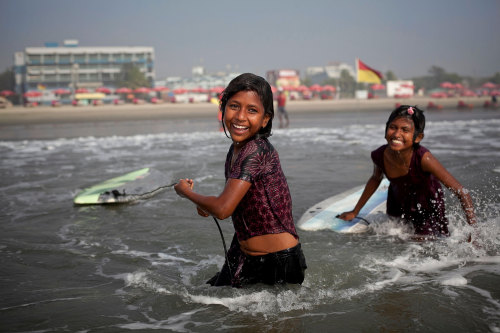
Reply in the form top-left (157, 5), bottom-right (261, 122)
top-left (3, 84), bottom-right (345, 99)
top-left (440, 81), bottom-right (499, 90)
top-left (3, 82), bottom-right (499, 99)
top-left (4, 85), bottom-right (343, 98)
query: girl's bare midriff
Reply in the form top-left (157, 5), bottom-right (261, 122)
top-left (239, 232), bottom-right (298, 256)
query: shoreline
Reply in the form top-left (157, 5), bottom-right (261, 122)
top-left (0, 96), bottom-right (490, 126)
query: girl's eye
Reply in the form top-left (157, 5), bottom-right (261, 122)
top-left (229, 103), bottom-right (239, 109)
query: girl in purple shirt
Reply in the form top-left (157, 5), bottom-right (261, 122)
top-left (175, 73), bottom-right (306, 287)
top-left (339, 105), bottom-right (477, 240)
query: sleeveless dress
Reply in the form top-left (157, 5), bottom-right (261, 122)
top-left (371, 145), bottom-right (449, 236)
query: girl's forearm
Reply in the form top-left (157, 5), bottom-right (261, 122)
top-left (183, 190), bottom-right (233, 220)
top-left (457, 188), bottom-right (477, 225)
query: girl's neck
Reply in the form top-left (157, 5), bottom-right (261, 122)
top-left (389, 146), bottom-right (413, 166)
top-left (233, 141), bottom-right (244, 154)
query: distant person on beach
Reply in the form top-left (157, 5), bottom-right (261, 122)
top-left (339, 105), bottom-right (477, 241)
top-left (277, 88), bottom-right (289, 128)
top-left (175, 73), bottom-right (306, 287)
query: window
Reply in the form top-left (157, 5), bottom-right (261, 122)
top-left (28, 54), bottom-right (41, 64)
top-left (43, 54), bottom-right (56, 64)
top-left (89, 54), bottom-right (99, 63)
top-left (58, 54), bottom-right (71, 64)
top-left (74, 54), bottom-right (86, 63)
top-left (59, 74), bottom-right (71, 81)
top-left (44, 74), bottom-right (57, 82)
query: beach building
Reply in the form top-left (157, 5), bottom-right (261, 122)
top-left (266, 69), bottom-right (301, 89)
top-left (14, 40), bottom-right (155, 95)
top-left (305, 62), bottom-right (355, 84)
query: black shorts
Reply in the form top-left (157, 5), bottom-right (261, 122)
top-left (207, 234), bottom-right (307, 287)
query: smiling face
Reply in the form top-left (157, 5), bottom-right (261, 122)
top-left (223, 90), bottom-right (270, 146)
top-left (385, 116), bottom-right (423, 152)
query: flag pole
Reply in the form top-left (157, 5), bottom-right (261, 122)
top-left (355, 57), bottom-right (359, 83)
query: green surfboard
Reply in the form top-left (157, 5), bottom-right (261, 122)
top-left (74, 167), bottom-right (173, 205)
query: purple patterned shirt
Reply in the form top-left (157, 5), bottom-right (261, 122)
top-left (225, 138), bottom-right (298, 241)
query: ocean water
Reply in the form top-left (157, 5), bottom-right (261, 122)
top-left (1, 108), bottom-right (499, 332)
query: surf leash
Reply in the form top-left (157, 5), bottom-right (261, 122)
top-left (212, 217), bottom-right (233, 279)
top-left (106, 182), bottom-right (177, 200)
top-left (117, 181), bottom-right (233, 279)
top-left (336, 214), bottom-right (371, 225)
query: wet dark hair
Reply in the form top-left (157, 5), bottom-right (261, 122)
top-left (385, 105), bottom-right (425, 147)
top-left (219, 73), bottom-right (274, 139)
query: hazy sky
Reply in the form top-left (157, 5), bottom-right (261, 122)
top-left (1, 0), bottom-right (499, 80)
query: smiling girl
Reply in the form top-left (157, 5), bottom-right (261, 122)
top-left (339, 105), bottom-right (477, 239)
top-left (174, 73), bottom-right (306, 287)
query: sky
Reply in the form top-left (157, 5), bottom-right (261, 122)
top-left (1, 0), bottom-right (499, 80)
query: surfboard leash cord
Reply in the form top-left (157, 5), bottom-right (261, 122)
top-left (336, 214), bottom-right (371, 225)
top-left (212, 217), bottom-right (233, 279)
top-left (106, 182), bottom-right (177, 199)
top-left (160, 183), bottom-right (232, 278)
top-left (112, 181), bottom-right (233, 279)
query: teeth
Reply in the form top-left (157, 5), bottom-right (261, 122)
top-left (392, 139), bottom-right (403, 144)
top-left (233, 124), bottom-right (247, 129)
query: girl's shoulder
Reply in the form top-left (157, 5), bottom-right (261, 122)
top-left (242, 137), bottom-right (274, 155)
top-left (372, 144), bottom-right (387, 154)
top-left (371, 144), bottom-right (387, 164)
top-left (414, 145), bottom-right (431, 159)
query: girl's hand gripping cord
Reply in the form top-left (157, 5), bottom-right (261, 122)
top-left (174, 178), bottom-right (194, 198)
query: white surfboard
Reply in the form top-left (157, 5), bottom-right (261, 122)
top-left (298, 178), bottom-right (390, 233)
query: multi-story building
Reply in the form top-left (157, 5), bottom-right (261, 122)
top-left (14, 40), bottom-right (155, 94)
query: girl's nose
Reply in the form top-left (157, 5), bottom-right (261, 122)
top-left (236, 109), bottom-right (246, 120)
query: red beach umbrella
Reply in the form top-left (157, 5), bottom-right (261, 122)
top-left (309, 84), bottom-right (323, 92)
top-left (115, 87), bottom-right (132, 94)
top-left (153, 86), bottom-right (169, 92)
top-left (23, 91), bottom-right (42, 97)
top-left (53, 88), bottom-right (71, 95)
top-left (75, 88), bottom-right (89, 93)
top-left (95, 87), bottom-right (112, 94)
top-left (482, 82), bottom-right (496, 89)
top-left (322, 85), bottom-right (337, 92)
top-left (0, 90), bottom-right (15, 96)
top-left (134, 87), bottom-right (150, 94)
top-left (209, 86), bottom-right (225, 94)
top-left (192, 87), bottom-right (209, 93)
top-left (460, 90), bottom-right (477, 97)
top-left (173, 88), bottom-right (187, 94)
top-left (439, 82), bottom-right (454, 89)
